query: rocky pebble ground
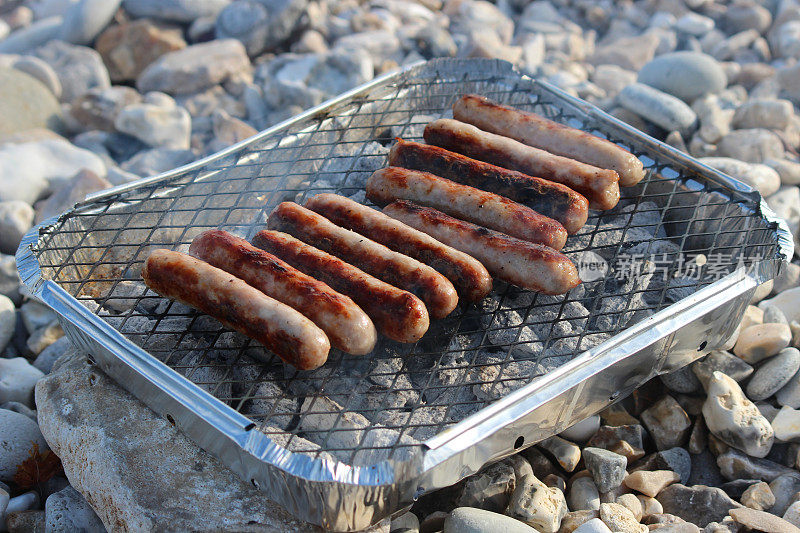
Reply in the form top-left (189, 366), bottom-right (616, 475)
top-left (1, 0), bottom-right (800, 531)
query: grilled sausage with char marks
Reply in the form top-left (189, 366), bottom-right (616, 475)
top-left (383, 201), bottom-right (581, 295)
top-left (267, 201), bottom-right (458, 319)
top-left (305, 193), bottom-right (492, 302)
top-left (387, 138), bottom-right (588, 234)
top-left (424, 118), bottom-right (620, 210)
top-left (142, 249), bottom-right (330, 370)
top-left (189, 229), bottom-right (376, 355)
top-left (252, 230), bottom-right (430, 343)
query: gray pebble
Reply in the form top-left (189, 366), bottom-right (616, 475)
top-left (747, 348), bottom-right (800, 401)
top-left (763, 305), bottom-right (789, 326)
top-left (661, 365), bottom-right (703, 394)
top-left (583, 447), bottom-right (627, 494)
top-left (45, 486), bottom-right (107, 532)
top-left (693, 351), bottom-right (754, 388)
top-left (637, 52), bottom-right (726, 103)
top-left (0, 409), bottom-right (48, 483)
top-left (618, 83), bottom-right (698, 134)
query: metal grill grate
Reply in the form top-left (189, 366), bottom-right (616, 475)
top-left (30, 60), bottom-right (779, 470)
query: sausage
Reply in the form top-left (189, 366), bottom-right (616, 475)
top-left (424, 118), bottom-right (621, 210)
top-left (388, 138), bottom-right (589, 234)
top-left (305, 193), bottom-right (492, 302)
top-left (268, 202), bottom-right (458, 319)
top-left (252, 230), bottom-right (429, 343)
top-left (366, 167), bottom-right (567, 250)
top-left (453, 94), bottom-right (645, 187)
top-left (383, 201), bottom-right (581, 295)
top-left (189, 229), bottom-right (377, 355)
top-left (142, 249), bottom-right (329, 370)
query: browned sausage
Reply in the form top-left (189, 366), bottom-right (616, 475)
top-left (454, 94), bottom-right (646, 187)
top-left (387, 138), bottom-right (589, 234)
top-left (304, 193), bottom-right (492, 302)
top-left (252, 230), bottom-right (430, 343)
top-left (189, 229), bottom-right (377, 355)
top-left (142, 249), bottom-right (330, 370)
top-left (424, 118), bottom-right (620, 210)
top-left (367, 167), bottom-right (567, 250)
top-left (366, 166), bottom-right (567, 250)
top-left (383, 201), bottom-right (581, 294)
top-left (267, 202), bottom-right (458, 319)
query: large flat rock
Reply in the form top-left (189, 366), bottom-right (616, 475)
top-left (35, 348), bottom-right (319, 532)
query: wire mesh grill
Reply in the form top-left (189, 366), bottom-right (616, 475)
top-left (31, 60), bottom-right (779, 469)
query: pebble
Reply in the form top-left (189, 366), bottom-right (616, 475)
top-left (740, 481), bottom-right (775, 510)
top-left (0, 67), bottom-right (62, 137)
top-left (137, 39), bottom-right (250, 95)
top-left (692, 351), bottom-right (754, 389)
top-left (33, 40), bottom-right (110, 103)
top-left (698, 157), bottom-right (780, 197)
top-left (623, 470), bottom-right (680, 498)
top-left (0, 409), bottom-right (48, 482)
top-left (506, 474), bottom-right (567, 533)
top-left (11, 55), bottom-right (62, 99)
top-left (34, 168), bottom-right (111, 224)
top-left (0, 200), bottom-right (33, 254)
top-left (573, 518), bottom-right (611, 533)
top-left (702, 371), bottom-right (774, 458)
top-left (615, 493), bottom-right (643, 521)
top-left (0, 357), bottom-right (44, 408)
top-left (769, 473), bottom-right (800, 516)
top-left (767, 159), bottom-right (800, 187)
top-left (635, 448), bottom-right (692, 485)
top-left (717, 129), bottom-right (785, 164)
top-left (215, 0), bottom-right (308, 56)
top-left (120, 147), bottom-right (194, 176)
top-left (657, 484), bottom-right (741, 527)
top-left (767, 186), bottom-right (800, 239)
top-left (45, 485), bottom-right (106, 532)
top-left (583, 447), bottom-right (627, 494)
top-left (539, 436), bottom-right (582, 472)
top-left (456, 460), bottom-right (515, 513)
top-left (121, 0), bottom-right (230, 23)
top-left (598, 502), bottom-right (646, 533)
top-left (660, 365), bottom-right (703, 394)
top-left (773, 406), bottom-right (800, 443)
top-left (676, 13), bottom-right (715, 37)
top-left (0, 16), bottom-right (62, 55)
top-left (717, 448), bottom-right (795, 482)
top-left (637, 52), bottom-right (726, 102)
top-left (618, 83), bottom-right (698, 135)
top-left (778, 366), bottom-right (800, 409)
top-left (114, 101), bottom-right (191, 150)
top-left (640, 396), bottom-right (691, 450)
top-left (6, 491), bottom-right (39, 515)
top-left (587, 425), bottom-right (645, 456)
top-left (95, 19), bottom-right (187, 83)
top-left (733, 323), bottom-right (793, 364)
top-left (0, 293), bottom-right (15, 352)
top-left (773, 263), bottom-right (800, 294)
top-left (590, 33), bottom-right (660, 71)
top-left (725, 2), bottom-right (772, 34)
top-left (761, 288), bottom-right (800, 325)
top-left (764, 305), bottom-right (790, 326)
top-left (0, 487), bottom-right (7, 527)
top-left (26, 319), bottom-right (64, 355)
top-left (560, 416), bottom-right (601, 443)
top-left (32, 336), bottom-right (69, 374)
top-left (747, 348), bottom-right (800, 401)
top-left (391, 511), bottom-right (418, 533)
top-left (560, 510), bottom-right (600, 533)
top-left (69, 85), bottom-right (142, 132)
top-left (58, 0), bottom-right (122, 45)
top-left (729, 506), bottom-right (800, 533)
top-left (733, 99), bottom-right (795, 131)
top-left (1, 401), bottom-right (36, 422)
top-left (446, 0), bottom-right (513, 46)
top-left (785, 501), bottom-right (800, 527)
top-left (569, 476), bottom-right (601, 511)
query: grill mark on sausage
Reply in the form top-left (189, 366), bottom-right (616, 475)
top-left (387, 138), bottom-right (588, 234)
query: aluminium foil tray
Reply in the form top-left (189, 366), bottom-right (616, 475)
top-left (17, 59), bottom-right (794, 531)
